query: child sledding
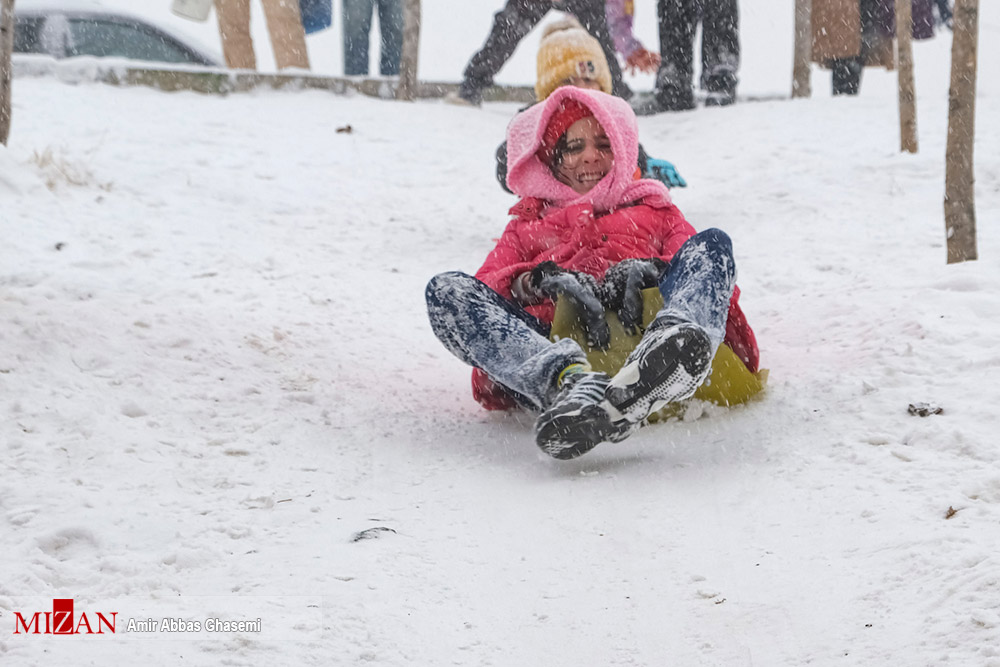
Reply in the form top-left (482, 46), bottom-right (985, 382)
top-left (426, 86), bottom-right (761, 460)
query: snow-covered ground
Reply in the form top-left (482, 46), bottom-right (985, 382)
top-left (3, 2), bottom-right (1000, 665)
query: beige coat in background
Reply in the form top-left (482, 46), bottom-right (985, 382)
top-left (215, 0), bottom-right (311, 70)
top-left (811, 0), bottom-right (894, 69)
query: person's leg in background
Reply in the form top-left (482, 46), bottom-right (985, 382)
top-left (261, 0), bottom-right (311, 69)
top-left (376, 0), bottom-right (404, 76)
top-left (456, 0), bottom-right (551, 105)
top-left (832, 0), bottom-right (876, 95)
top-left (215, 0), bottom-right (256, 69)
top-left (561, 0), bottom-right (632, 99)
top-left (700, 0), bottom-right (739, 105)
top-left (343, 0), bottom-right (374, 75)
top-left (856, 0), bottom-right (879, 84)
top-left (830, 56), bottom-right (862, 94)
top-left (655, 0), bottom-right (698, 110)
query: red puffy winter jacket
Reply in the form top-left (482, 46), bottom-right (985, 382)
top-left (468, 87), bottom-right (758, 410)
top-left (470, 195), bottom-right (759, 410)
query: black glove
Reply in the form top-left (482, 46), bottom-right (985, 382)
top-left (530, 261), bottom-right (610, 349)
top-left (599, 258), bottom-right (669, 335)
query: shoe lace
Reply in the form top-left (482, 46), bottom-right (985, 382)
top-left (562, 372), bottom-right (609, 405)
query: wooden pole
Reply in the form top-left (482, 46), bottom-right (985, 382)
top-left (396, 0), bottom-right (420, 101)
top-left (896, 0), bottom-right (918, 152)
top-left (944, 0), bottom-right (979, 263)
top-left (0, 0), bottom-right (15, 146)
top-left (792, 0), bottom-right (811, 98)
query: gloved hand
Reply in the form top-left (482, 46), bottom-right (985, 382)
top-left (644, 158), bottom-right (687, 188)
top-left (529, 261), bottom-right (610, 349)
top-left (599, 258), bottom-right (669, 335)
top-left (625, 48), bottom-right (661, 75)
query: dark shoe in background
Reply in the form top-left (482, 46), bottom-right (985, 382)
top-left (652, 63), bottom-right (697, 113)
top-left (831, 57), bottom-right (863, 96)
top-left (445, 80), bottom-right (484, 107)
top-left (654, 83), bottom-right (696, 112)
top-left (630, 88), bottom-right (695, 116)
top-left (704, 89), bottom-right (736, 107)
top-left (703, 65), bottom-right (737, 107)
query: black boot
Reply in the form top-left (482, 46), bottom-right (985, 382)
top-left (703, 65), bottom-right (738, 106)
top-left (831, 57), bottom-right (863, 96)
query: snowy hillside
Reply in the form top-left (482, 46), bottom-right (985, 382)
top-left (3, 2), bottom-right (1000, 666)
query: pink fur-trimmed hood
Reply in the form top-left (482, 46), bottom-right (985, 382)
top-left (505, 87), bottom-right (672, 214)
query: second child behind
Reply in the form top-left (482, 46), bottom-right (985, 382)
top-left (495, 18), bottom-right (687, 194)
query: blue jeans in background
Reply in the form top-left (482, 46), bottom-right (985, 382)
top-left (342, 0), bottom-right (403, 76)
top-left (425, 229), bottom-right (736, 411)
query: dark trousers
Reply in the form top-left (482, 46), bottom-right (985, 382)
top-left (831, 0), bottom-right (879, 95)
top-left (461, 0), bottom-right (631, 101)
top-left (656, 0), bottom-right (739, 105)
top-left (343, 0), bottom-right (403, 76)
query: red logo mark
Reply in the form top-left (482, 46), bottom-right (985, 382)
top-left (13, 599), bottom-right (117, 635)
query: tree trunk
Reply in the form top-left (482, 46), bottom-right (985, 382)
top-left (0, 0), bottom-right (15, 146)
top-left (944, 0), bottom-right (979, 263)
top-left (896, 0), bottom-right (918, 152)
top-left (396, 0), bottom-right (420, 101)
top-left (792, 0), bottom-right (811, 98)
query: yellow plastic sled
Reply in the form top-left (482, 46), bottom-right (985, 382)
top-left (550, 288), bottom-right (767, 421)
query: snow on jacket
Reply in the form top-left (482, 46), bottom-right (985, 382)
top-left (471, 87), bottom-right (759, 409)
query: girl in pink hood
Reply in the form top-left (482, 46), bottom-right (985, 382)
top-left (426, 86), bottom-right (758, 460)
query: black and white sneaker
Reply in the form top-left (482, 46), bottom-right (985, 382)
top-left (604, 322), bottom-right (713, 424)
top-left (535, 372), bottom-right (636, 460)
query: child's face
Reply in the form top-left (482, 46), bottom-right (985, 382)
top-left (553, 117), bottom-right (613, 194)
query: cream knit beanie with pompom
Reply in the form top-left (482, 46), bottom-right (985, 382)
top-left (534, 16), bottom-right (613, 102)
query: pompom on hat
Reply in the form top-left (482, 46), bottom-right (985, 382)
top-left (534, 17), bottom-right (613, 102)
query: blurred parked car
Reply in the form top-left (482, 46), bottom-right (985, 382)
top-left (13, 2), bottom-right (224, 67)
